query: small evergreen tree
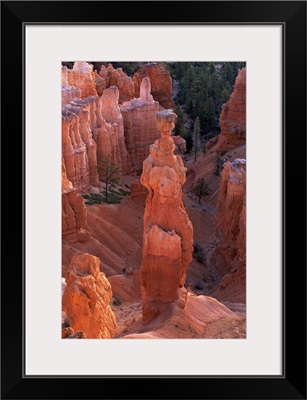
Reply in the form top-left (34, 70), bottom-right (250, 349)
top-left (174, 105), bottom-right (186, 136)
top-left (193, 178), bottom-right (211, 204)
top-left (98, 159), bottom-right (121, 203)
top-left (214, 151), bottom-right (224, 176)
top-left (220, 81), bottom-right (231, 105)
top-left (182, 130), bottom-right (193, 153)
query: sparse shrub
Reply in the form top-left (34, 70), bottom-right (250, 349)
top-left (81, 190), bottom-right (122, 205)
top-left (98, 158), bottom-right (121, 204)
top-left (117, 188), bottom-right (130, 196)
top-left (192, 178), bottom-right (211, 204)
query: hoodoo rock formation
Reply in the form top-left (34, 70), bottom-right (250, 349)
top-left (63, 99), bottom-right (99, 188)
top-left (62, 109), bottom-right (90, 193)
top-left (62, 159), bottom-right (90, 243)
top-left (140, 109), bottom-right (194, 324)
top-left (67, 62), bottom-right (98, 99)
top-left (99, 64), bottom-right (135, 103)
top-left (62, 253), bottom-right (116, 338)
top-left (98, 86), bottom-right (132, 173)
top-left (215, 68), bottom-right (246, 152)
top-left (120, 77), bottom-right (160, 174)
top-left (133, 63), bottom-right (173, 109)
top-left (212, 159), bottom-right (246, 302)
top-left (62, 62), bottom-right (133, 191)
top-left (62, 66), bottom-right (81, 106)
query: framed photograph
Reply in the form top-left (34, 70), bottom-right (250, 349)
top-left (1, 1), bottom-right (306, 399)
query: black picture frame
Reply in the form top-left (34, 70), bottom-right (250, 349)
top-left (1, 1), bottom-right (306, 399)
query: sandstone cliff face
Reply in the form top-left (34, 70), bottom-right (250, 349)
top-left (140, 109), bottom-right (194, 324)
top-left (212, 159), bottom-right (246, 302)
top-left (62, 253), bottom-right (116, 338)
top-left (133, 63), bottom-right (173, 109)
top-left (215, 68), bottom-right (246, 152)
top-left (120, 77), bottom-right (160, 174)
top-left (62, 159), bottom-right (90, 243)
top-left (67, 62), bottom-right (98, 99)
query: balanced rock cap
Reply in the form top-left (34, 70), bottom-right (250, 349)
top-left (156, 109), bottom-right (177, 123)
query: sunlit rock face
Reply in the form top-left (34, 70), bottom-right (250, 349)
top-left (67, 62), bottom-right (98, 99)
top-left (120, 77), bottom-right (160, 175)
top-left (98, 64), bottom-right (135, 103)
top-left (140, 109), bottom-right (193, 324)
top-left (98, 86), bottom-right (132, 174)
top-left (62, 109), bottom-right (90, 194)
top-left (62, 159), bottom-right (90, 243)
top-left (62, 66), bottom-right (82, 106)
top-left (62, 253), bottom-right (117, 338)
top-left (62, 64), bottom-right (133, 189)
top-left (133, 63), bottom-right (173, 109)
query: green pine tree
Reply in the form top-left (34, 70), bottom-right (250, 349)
top-left (194, 116), bottom-right (200, 162)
